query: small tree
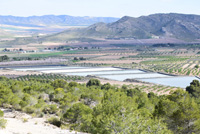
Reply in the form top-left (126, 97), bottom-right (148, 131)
top-left (86, 79), bottom-right (101, 87)
top-left (73, 57), bottom-right (79, 61)
top-left (63, 103), bottom-right (93, 131)
top-left (195, 65), bottom-right (199, 68)
top-left (186, 80), bottom-right (200, 98)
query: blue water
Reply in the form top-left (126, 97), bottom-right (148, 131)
top-left (65, 70), bottom-right (145, 76)
top-left (14, 66), bottom-right (88, 71)
top-left (139, 77), bottom-right (199, 88)
top-left (12, 66), bottom-right (200, 88)
top-left (100, 73), bottom-right (171, 81)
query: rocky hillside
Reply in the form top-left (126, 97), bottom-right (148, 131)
top-left (2, 13), bottom-right (200, 45)
top-left (83, 13), bottom-right (200, 40)
top-left (46, 13), bottom-right (200, 41)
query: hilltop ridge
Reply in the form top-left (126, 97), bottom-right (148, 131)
top-left (46, 13), bottom-right (200, 41)
top-left (0, 15), bottom-right (119, 27)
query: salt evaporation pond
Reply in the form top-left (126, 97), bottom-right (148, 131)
top-left (65, 70), bottom-right (145, 76)
top-left (100, 73), bottom-right (172, 81)
top-left (40, 67), bottom-right (122, 73)
top-left (12, 66), bottom-right (200, 88)
top-left (14, 66), bottom-right (87, 71)
top-left (139, 77), bottom-right (199, 88)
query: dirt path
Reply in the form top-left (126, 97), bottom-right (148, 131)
top-left (189, 64), bottom-right (196, 69)
top-left (0, 108), bottom-right (85, 134)
top-left (0, 69), bottom-right (41, 78)
top-left (182, 64), bottom-right (189, 69)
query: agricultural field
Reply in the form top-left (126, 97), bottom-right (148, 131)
top-left (69, 48), bottom-right (200, 77)
top-left (14, 74), bottom-right (85, 82)
top-left (119, 84), bottom-right (179, 95)
top-left (2, 44), bottom-right (200, 76)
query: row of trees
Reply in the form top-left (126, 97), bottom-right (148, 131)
top-left (0, 55), bottom-right (9, 62)
top-left (0, 77), bottom-right (200, 133)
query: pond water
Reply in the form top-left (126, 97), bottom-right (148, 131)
top-left (14, 66), bottom-right (87, 71)
top-left (11, 66), bottom-right (200, 88)
top-left (65, 70), bottom-right (145, 76)
top-left (100, 73), bottom-right (172, 81)
top-left (40, 67), bottom-right (122, 73)
top-left (139, 77), bottom-right (199, 88)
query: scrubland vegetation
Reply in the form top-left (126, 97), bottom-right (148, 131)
top-left (0, 76), bottom-right (200, 133)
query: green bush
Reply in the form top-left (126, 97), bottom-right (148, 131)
top-left (68, 82), bottom-right (78, 87)
top-left (101, 83), bottom-right (111, 90)
top-left (0, 110), bottom-right (4, 117)
top-left (86, 79), bottom-right (101, 87)
top-left (43, 104), bottom-right (58, 114)
top-left (195, 65), bottom-right (199, 68)
top-left (24, 106), bottom-right (35, 114)
top-left (0, 118), bottom-right (7, 129)
top-left (48, 117), bottom-right (61, 127)
top-left (22, 118), bottom-right (28, 123)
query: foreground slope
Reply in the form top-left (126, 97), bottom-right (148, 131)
top-left (0, 108), bottom-right (84, 134)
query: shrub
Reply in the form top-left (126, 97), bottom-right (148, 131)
top-left (48, 117), bottom-right (61, 127)
top-left (24, 106), bottom-right (35, 114)
top-left (101, 83), bottom-right (111, 90)
top-left (195, 65), bottom-right (199, 68)
top-left (19, 101), bottom-right (28, 108)
top-left (43, 104), bottom-right (58, 114)
top-left (86, 79), bottom-right (101, 87)
top-left (0, 118), bottom-right (7, 129)
top-left (0, 110), bottom-right (4, 117)
top-left (22, 118), bottom-right (28, 123)
top-left (68, 82), bottom-right (78, 87)
top-left (51, 79), bottom-right (68, 89)
top-left (62, 103), bottom-right (93, 131)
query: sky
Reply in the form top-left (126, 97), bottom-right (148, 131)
top-left (0, 0), bottom-right (200, 18)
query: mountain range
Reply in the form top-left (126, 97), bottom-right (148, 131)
top-left (44, 13), bottom-right (200, 41)
top-left (1, 13), bottom-right (200, 46)
top-left (0, 15), bottom-right (119, 27)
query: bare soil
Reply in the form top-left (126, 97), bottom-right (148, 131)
top-left (78, 60), bottom-right (136, 64)
top-left (0, 108), bottom-right (85, 134)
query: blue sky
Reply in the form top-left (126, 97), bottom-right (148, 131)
top-left (0, 0), bottom-right (200, 17)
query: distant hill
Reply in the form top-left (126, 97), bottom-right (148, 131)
top-left (0, 15), bottom-right (119, 27)
top-left (44, 13), bottom-right (200, 41)
top-left (2, 13), bottom-right (200, 46)
top-left (0, 28), bottom-right (13, 38)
